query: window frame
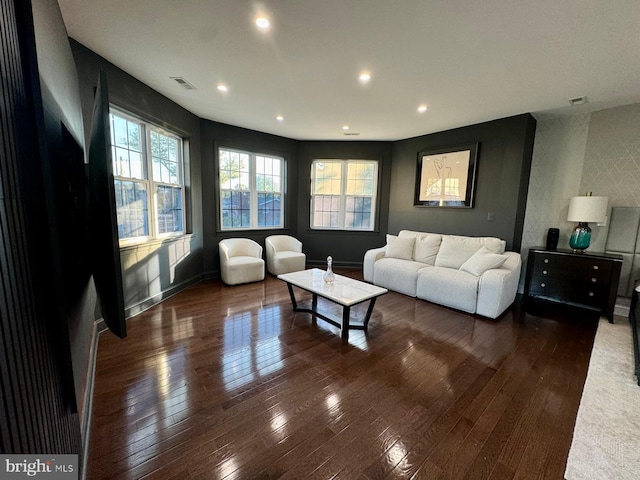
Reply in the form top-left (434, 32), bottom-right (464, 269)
top-left (310, 159), bottom-right (379, 231)
top-left (110, 107), bottom-right (186, 246)
top-left (218, 147), bottom-right (285, 231)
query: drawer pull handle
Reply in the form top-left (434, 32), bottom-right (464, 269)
top-left (540, 283), bottom-right (546, 288)
top-left (544, 259), bottom-right (549, 264)
top-left (543, 270), bottom-right (548, 275)
top-left (593, 265), bottom-right (599, 270)
top-left (591, 278), bottom-right (597, 283)
top-left (589, 292), bottom-right (594, 297)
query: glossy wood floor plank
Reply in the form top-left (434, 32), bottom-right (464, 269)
top-left (87, 269), bottom-right (600, 479)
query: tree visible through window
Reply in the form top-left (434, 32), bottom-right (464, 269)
top-left (310, 159), bottom-right (378, 230)
top-left (219, 148), bottom-right (284, 230)
top-left (110, 109), bottom-right (184, 242)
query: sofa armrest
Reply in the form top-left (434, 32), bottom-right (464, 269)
top-left (363, 246), bottom-right (386, 282)
top-left (476, 251), bottom-right (521, 319)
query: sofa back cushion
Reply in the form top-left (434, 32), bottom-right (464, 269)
top-left (435, 235), bottom-right (506, 269)
top-left (414, 235), bottom-right (442, 265)
top-left (398, 230), bottom-right (442, 265)
top-left (386, 236), bottom-right (415, 260)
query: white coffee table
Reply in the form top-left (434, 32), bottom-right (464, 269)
top-left (277, 268), bottom-right (388, 338)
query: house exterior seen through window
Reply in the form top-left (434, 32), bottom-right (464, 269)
top-left (310, 159), bottom-right (378, 231)
top-left (109, 109), bottom-right (185, 243)
top-left (219, 148), bottom-right (284, 230)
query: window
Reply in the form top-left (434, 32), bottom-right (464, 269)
top-left (110, 109), bottom-right (184, 243)
top-left (310, 159), bottom-right (378, 230)
top-left (219, 148), bottom-right (284, 230)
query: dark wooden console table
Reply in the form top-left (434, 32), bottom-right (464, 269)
top-left (524, 248), bottom-right (623, 322)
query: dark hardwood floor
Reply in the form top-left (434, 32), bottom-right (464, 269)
top-left (87, 268), bottom-right (599, 479)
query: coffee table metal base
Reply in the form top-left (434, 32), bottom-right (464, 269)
top-left (285, 284), bottom-right (377, 339)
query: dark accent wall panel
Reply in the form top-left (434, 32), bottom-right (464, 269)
top-left (389, 114), bottom-right (536, 251)
top-left (201, 120), bottom-right (299, 276)
top-left (0, 0), bottom-right (80, 455)
top-left (296, 141), bottom-right (393, 265)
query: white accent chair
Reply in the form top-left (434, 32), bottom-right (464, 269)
top-left (219, 238), bottom-right (265, 285)
top-left (265, 235), bottom-right (306, 275)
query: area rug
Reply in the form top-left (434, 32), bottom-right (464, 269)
top-left (565, 316), bottom-right (640, 479)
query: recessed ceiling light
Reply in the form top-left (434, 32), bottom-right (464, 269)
top-left (276, 115), bottom-right (284, 122)
top-left (359, 71), bottom-right (371, 84)
top-left (217, 84), bottom-right (228, 92)
top-left (255, 17), bottom-right (270, 30)
top-left (417, 104), bottom-right (428, 113)
top-left (342, 125), bottom-right (350, 131)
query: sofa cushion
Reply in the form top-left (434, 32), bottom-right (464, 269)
top-left (386, 236), bottom-right (415, 260)
top-left (435, 235), bottom-right (506, 269)
top-left (459, 246), bottom-right (508, 276)
top-left (417, 267), bottom-right (478, 313)
top-left (398, 230), bottom-right (443, 264)
top-left (373, 258), bottom-right (427, 297)
top-left (413, 234), bottom-right (442, 265)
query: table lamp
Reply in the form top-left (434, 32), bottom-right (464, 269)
top-left (567, 194), bottom-right (608, 252)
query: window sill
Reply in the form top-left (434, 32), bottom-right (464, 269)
top-left (307, 229), bottom-right (380, 235)
top-left (119, 233), bottom-right (195, 252)
top-left (216, 227), bottom-right (290, 235)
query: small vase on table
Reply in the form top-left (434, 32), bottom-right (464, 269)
top-left (323, 256), bottom-right (335, 284)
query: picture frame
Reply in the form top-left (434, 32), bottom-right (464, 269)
top-left (414, 143), bottom-right (479, 208)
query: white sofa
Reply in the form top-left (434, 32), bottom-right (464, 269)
top-left (363, 230), bottom-right (521, 319)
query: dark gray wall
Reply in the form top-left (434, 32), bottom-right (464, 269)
top-left (297, 141), bottom-right (393, 266)
top-left (201, 121), bottom-right (299, 276)
top-left (389, 114), bottom-right (536, 251)
top-left (70, 40), bottom-right (204, 316)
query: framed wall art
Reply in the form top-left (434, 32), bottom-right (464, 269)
top-left (414, 143), bottom-right (479, 208)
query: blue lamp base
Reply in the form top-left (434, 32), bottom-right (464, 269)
top-left (569, 222), bottom-right (592, 252)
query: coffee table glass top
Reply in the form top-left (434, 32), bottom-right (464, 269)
top-left (277, 268), bottom-right (387, 306)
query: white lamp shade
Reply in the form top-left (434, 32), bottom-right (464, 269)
top-left (567, 196), bottom-right (608, 223)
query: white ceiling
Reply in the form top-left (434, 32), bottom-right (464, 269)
top-left (58, 0), bottom-right (640, 141)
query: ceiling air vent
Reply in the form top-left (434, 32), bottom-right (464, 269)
top-left (171, 77), bottom-right (196, 90)
top-left (569, 96), bottom-right (587, 106)
top-left (343, 132), bottom-right (360, 136)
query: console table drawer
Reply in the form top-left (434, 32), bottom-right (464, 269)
top-left (582, 259), bottom-right (613, 277)
top-left (532, 255), bottom-right (612, 280)
top-left (529, 279), bottom-right (607, 305)
top-left (531, 255), bottom-right (574, 280)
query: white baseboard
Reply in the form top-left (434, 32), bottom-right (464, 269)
top-left (80, 318), bottom-right (101, 480)
top-left (614, 295), bottom-right (631, 318)
top-left (614, 304), bottom-right (630, 317)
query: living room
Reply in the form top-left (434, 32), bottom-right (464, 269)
top-left (2, 0), bottom-right (639, 479)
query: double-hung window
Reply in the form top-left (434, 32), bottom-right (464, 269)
top-left (110, 109), bottom-right (185, 243)
top-left (219, 148), bottom-right (284, 230)
top-left (310, 159), bottom-right (378, 230)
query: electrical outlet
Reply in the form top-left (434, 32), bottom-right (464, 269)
top-left (487, 212), bottom-right (495, 222)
